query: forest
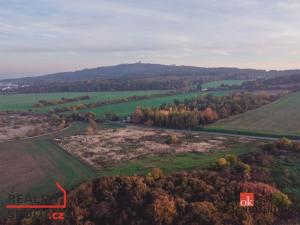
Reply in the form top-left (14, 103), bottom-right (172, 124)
top-left (3, 63), bottom-right (298, 93)
top-left (132, 93), bottom-right (281, 129)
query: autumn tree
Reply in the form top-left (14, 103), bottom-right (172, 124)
top-left (151, 194), bottom-right (177, 225)
top-left (132, 107), bottom-right (144, 124)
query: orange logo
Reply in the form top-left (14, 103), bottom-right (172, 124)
top-left (240, 193), bottom-right (254, 207)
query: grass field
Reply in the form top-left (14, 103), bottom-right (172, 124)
top-left (0, 90), bottom-right (166, 112)
top-left (0, 123), bottom-right (97, 214)
top-left (97, 144), bottom-right (252, 176)
top-left (202, 80), bottom-right (245, 89)
top-left (76, 91), bottom-right (232, 118)
top-left (272, 155), bottom-right (300, 201)
top-left (208, 91), bottom-right (300, 136)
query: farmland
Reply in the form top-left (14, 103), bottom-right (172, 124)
top-left (0, 123), bottom-right (97, 215)
top-left (202, 79), bottom-right (245, 89)
top-left (208, 91), bottom-right (300, 136)
top-left (75, 91), bottom-right (232, 118)
top-left (0, 91), bottom-right (233, 117)
top-left (0, 90), bottom-right (166, 112)
top-left (1, 88), bottom-right (298, 221)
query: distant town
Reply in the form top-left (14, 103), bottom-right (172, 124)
top-left (0, 82), bottom-right (29, 92)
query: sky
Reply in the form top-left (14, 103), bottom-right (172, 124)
top-left (0, 0), bottom-right (300, 78)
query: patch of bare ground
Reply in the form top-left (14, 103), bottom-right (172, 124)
top-left (58, 126), bottom-right (232, 168)
top-left (0, 112), bottom-right (58, 142)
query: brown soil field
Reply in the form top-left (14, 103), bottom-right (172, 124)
top-left (58, 126), bottom-right (239, 168)
top-left (0, 113), bottom-right (58, 142)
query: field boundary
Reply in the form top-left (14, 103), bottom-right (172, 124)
top-left (0, 125), bottom-right (70, 144)
top-left (55, 139), bottom-right (98, 171)
top-left (197, 127), bottom-right (300, 140)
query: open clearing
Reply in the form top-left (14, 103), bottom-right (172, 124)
top-left (0, 90), bottom-right (166, 112)
top-left (59, 124), bottom-right (256, 174)
top-left (0, 113), bottom-right (58, 142)
top-left (202, 80), bottom-right (245, 89)
top-left (208, 91), bottom-right (300, 136)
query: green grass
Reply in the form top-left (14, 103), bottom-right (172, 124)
top-left (208, 91), bottom-right (300, 137)
top-left (0, 123), bottom-right (97, 213)
top-left (0, 91), bottom-right (166, 112)
top-left (202, 80), bottom-right (245, 89)
top-left (97, 144), bottom-right (251, 176)
top-left (272, 154), bottom-right (300, 201)
top-left (76, 91), bottom-right (232, 118)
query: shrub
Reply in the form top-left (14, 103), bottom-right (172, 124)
top-left (148, 168), bottom-right (164, 180)
top-left (272, 191), bottom-right (292, 208)
top-left (235, 161), bottom-right (251, 174)
top-left (58, 119), bottom-right (66, 129)
top-left (215, 158), bottom-right (228, 170)
top-left (277, 138), bottom-right (293, 150)
top-left (166, 133), bottom-right (178, 144)
top-left (225, 154), bottom-right (238, 165)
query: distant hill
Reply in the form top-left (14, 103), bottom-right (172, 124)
top-left (1, 63), bottom-right (272, 83)
top-left (1, 63), bottom-right (300, 92)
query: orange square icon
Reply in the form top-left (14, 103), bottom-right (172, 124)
top-left (240, 193), bottom-right (254, 207)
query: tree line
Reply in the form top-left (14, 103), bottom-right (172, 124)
top-left (33, 95), bottom-right (90, 107)
top-left (132, 92), bottom-right (281, 129)
top-left (48, 91), bottom-right (185, 113)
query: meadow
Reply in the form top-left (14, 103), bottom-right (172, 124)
top-left (208, 91), bottom-right (300, 136)
top-left (202, 79), bottom-right (245, 89)
top-left (97, 144), bottom-right (252, 176)
top-left (0, 90), bottom-right (166, 112)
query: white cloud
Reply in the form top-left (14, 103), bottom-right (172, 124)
top-left (0, 0), bottom-right (300, 77)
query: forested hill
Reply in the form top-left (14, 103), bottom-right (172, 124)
top-left (3, 63), bottom-right (298, 84)
top-left (2, 63), bottom-right (300, 92)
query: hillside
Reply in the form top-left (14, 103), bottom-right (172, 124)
top-left (209, 91), bottom-right (300, 136)
top-left (3, 63), bottom-right (300, 84)
top-left (2, 63), bottom-right (300, 93)
top-left (1, 63), bottom-right (268, 84)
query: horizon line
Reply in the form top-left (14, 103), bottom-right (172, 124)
top-left (1, 62), bottom-right (300, 80)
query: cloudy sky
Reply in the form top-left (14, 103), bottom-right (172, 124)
top-left (0, 0), bottom-right (300, 78)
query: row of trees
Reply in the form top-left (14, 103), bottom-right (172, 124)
top-left (33, 95), bottom-right (90, 107)
top-left (18, 78), bottom-right (195, 93)
top-left (132, 93), bottom-right (280, 129)
top-left (48, 91), bottom-right (184, 113)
